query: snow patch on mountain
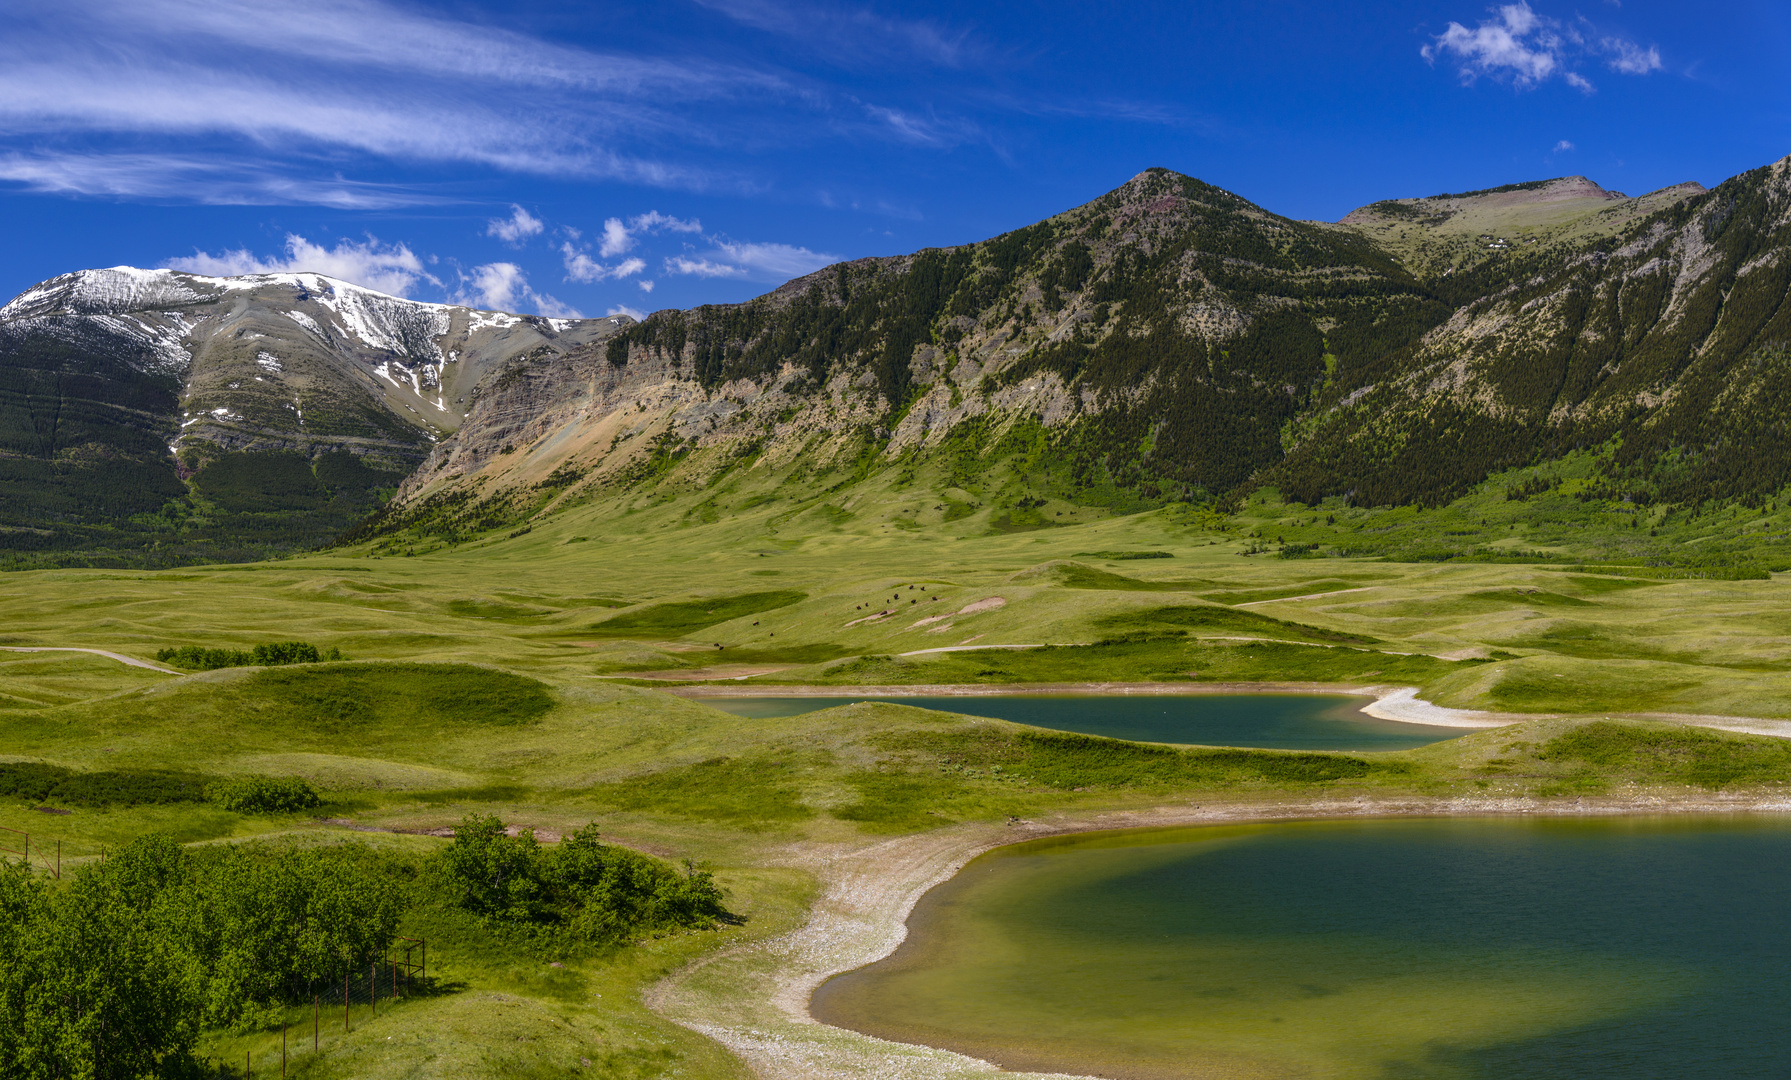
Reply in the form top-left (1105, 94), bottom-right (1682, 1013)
top-left (0, 267), bottom-right (205, 320)
top-left (283, 311), bottom-right (326, 338)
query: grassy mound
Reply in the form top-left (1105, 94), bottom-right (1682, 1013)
top-left (248, 663), bottom-right (555, 729)
top-left (591, 590), bottom-right (807, 636)
top-left (1538, 721), bottom-right (1791, 788)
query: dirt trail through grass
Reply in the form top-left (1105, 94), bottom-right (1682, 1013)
top-left (0, 645), bottom-right (178, 673)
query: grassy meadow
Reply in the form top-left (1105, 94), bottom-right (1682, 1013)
top-left (7, 460), bottom-right (1791, 1077)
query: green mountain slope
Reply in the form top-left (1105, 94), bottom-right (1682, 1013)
top-left (1278, 156), bottom-right (1791, 508)
top-left (10, 155), bottom-right (1791, 570)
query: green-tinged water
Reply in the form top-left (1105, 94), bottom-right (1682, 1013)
top-left (812, 817), bottom-right (1791, 1079)
top-left (700, 694), bottom-right (1462, 750)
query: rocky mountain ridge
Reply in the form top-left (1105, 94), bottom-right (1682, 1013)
top-left (0, 267), bottom-right (628, 566)
top-left (6, 153), bottom-right (1788, 567)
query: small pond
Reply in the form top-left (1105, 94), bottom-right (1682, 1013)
top-left (813, 816), bottom-right (1791, 1080)
top-left (698, 693), bottom-right (1464, 751)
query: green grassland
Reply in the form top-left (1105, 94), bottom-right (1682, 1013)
top-left (8, 450), bottom-right (1791, 1077)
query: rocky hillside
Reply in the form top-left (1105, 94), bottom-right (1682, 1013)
top-left (1340, 175), bottom-right (1708, 277)
top-left (11, 154), bottom-right (1789, 567)
top-left (0, 268), bottom-right (627, 566)
top-left (377, 169), bottom-right (1442, 540)
top-left (375, 161), bottom-right (1755, 544)
top-left (1277, 156), bottom-right (1791, 507)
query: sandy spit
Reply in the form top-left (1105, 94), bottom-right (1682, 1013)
top-left (645, 795), bottom-right (1791, 1080)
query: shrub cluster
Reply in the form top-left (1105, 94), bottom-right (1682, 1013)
top-left (205, 775), bottom-right (322, 813)
top-left (156, 641), bottom-right (344, 670)
top-left (434, 815), bottom-right (727, 945)
top-left (0, 762), bottom-right (210, 806)
top-left (0, 836), bottom-right (408, 1073)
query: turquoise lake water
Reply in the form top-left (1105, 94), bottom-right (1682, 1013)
top-left (813, 816), bottom-right (1791, 1079)
top-left (698, 693), bottom-right (1465, 751)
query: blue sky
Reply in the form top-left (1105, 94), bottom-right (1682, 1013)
top-left (2, 0), bottom-right (1787, 318)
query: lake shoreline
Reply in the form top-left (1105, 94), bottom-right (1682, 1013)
top-left (664, 681), bottom-right (1527, 730)
top-left (646, 793), bottom-right (1791, 1080)
top-left (664, 681), bottom-right (1791, 738)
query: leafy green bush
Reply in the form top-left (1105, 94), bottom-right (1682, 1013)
top-left (157, 641), bottom-right (344, 670)
top-left (252, 641), bottom-right (320, 665)
top-left (157, 644), bottom-right (252, 669)
top-left (434, 815), bottom-right (727, 945)
top-left (0, 762), bottom-right (210, 806)
top-left (206, 775), bottom-right (322, 813)
top-left (0, 835), bottom-right (409, 1073)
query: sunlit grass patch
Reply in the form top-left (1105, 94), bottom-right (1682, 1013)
top-left (588, 590), bottom-right (806, 636)
top-left (584, 751), bottom-right (820, 824)
top-left (249, 664), bottom-right (555, 729)
top-left (1538, 721), bottom-right (1791, 788)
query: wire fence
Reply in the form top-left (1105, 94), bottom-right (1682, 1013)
top-left (0, 826), bottom-right (62, 878)
top-left (235, 939), bottom-right (427, 1078)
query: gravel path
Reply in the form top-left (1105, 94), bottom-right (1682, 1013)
top-left (0, 646), bottom-right (179, 674)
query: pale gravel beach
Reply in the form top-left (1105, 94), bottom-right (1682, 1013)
top-left (646, 793), bottom-right (1791, 1080)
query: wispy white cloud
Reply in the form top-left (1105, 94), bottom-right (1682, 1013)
top-left (661, 238), bottom-right (839, 282)
top-left (164, 234), bottom-right (433, 296)
top-left (1421, 2), bottom-right (1661, 93)
top-left (598, 218), bottom-right (634, 258)
top-left (0, 151), bottom-right (443, 208)
top-left (1423, 3), bottom-right (1559, 87)
top-left (455, 261), bottom-right (579, 317)
top-left (861, 104), bottom-right (982, 148)
top-left (629, 211), bottom-right (704, 234)
top-left (1553, 139), bottom-right (1575, 152)
top-left (561, 242), bottom-right (646, 283)
top-left (711, 240), bottom-right (838, 279)
top-left (1604, 39), bottom-right (1661, 74)
top-left (665, 256), bottom-right (746, 278)
top-left (693, 0), bottom-right (974, 67)
top-left (607, 304), bottom-right (647, 321)
top-left (594, 210), bottom-right (705, 258)
top-left (462, 263), bottom-right (527, 309)
top-left (638, 280), bottom-right (656, 293)
top-left (0, 0), bottom-right (784, 202)
top-left (487, 205), bottom-right (544, 245)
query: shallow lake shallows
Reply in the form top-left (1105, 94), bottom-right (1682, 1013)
top-left (701, 694), bottom-right (1462, 751)
top-left (812, 816), bottom-right (1791, 1080)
